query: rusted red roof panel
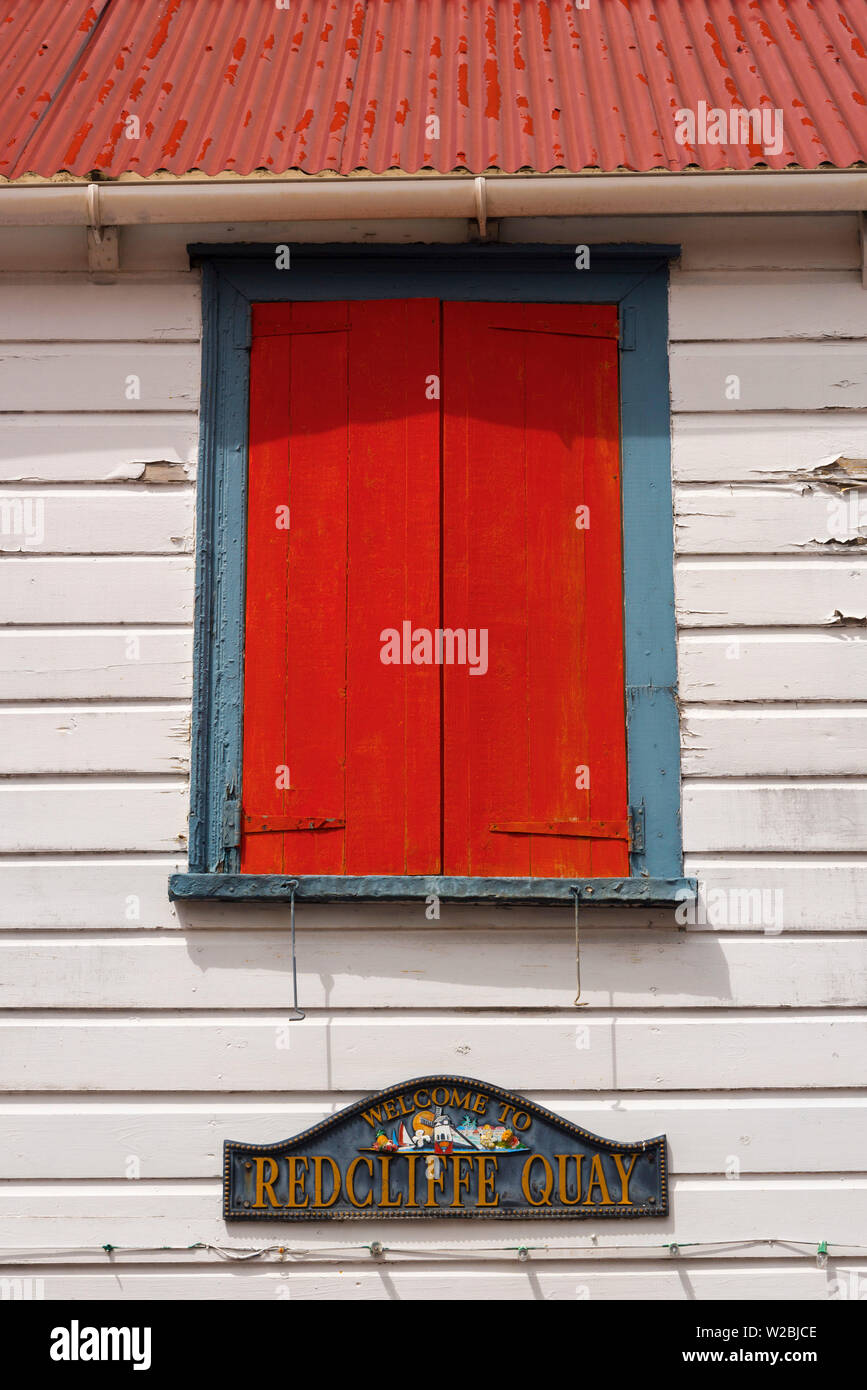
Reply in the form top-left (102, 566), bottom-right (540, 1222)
top-left (1, 0), bottom-right (865, 180)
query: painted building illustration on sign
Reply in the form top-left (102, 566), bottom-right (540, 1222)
top-left (0, 0), bottom-right (866, 1307)
top-left (224, 1079), bottom-right (667, 1220)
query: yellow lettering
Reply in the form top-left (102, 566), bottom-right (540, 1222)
top-left (413, 1089), bottom-right (431, 1109)
top-left (521, 1154), bottom-right (554, 1206)
top-left (406, 1154), bottom-right (419, 1208)
top-left (252, 1157), bottom-right (280, 1209)
top-left (472, 1093), bottom-right (488, 1115)
top-left (397, 1093), bottom-right (413, 1117)
top-left (497, 1102), bottom-right (515, 1125)
top-left (360, 1106), bottom-right (383, 1129)
top-left (312, 1156), bottom-right (340, 1208)
top-left (512, 1110), bottom-right (531, 1131)
top-left (383, 1100), bottom-right (399, 1121)
top-left (346, 1156), bottom-right (374, 1208)
top-left (378, 1155), bottom-right (403, 1208)
top-left (431, 1086), bottom-right (450, 1106)
top-left (285, 1156), bottom-right (309, 1208)
top-left (612, 1153), bottom-right (638, 1206)
top-left (450, 1089), bottom-right (472, 1110)
top-left (426, 1160), bottom-right (447, 1207)
top-left (477, 1155), bottom-right (499, 1207)
top-left (583, 1154), bottom-right (614, 1207)
top-left (555, 1154), bottom-right (583, 1206)
top-left (450, 1154), bottom-right (473, 1208)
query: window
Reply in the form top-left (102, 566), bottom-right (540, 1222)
top-left (173, 245), bottom-right (694, 906)
top-left (242, 297), bottom-right (627, 878)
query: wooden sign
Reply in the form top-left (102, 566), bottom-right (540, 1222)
top-left (224, 1076), bottom-right (667, 1220)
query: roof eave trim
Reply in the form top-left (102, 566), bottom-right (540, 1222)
top-left (0, 169), bottom-right (866, 226)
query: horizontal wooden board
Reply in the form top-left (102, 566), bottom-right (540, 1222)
top-left (677, 633), bottom-right (867, 702)
top-left (681, 708), bottom-right (867, 777)
top-left (0, 413), bottom-right (198, 484)
top-left (0, 861), bottom-right (184, 930)
top-left (0, 277), bottom-right (200, 341)
top-left (683, 782), bottom-right (867, 853)
top-left (0, 344), bottom-right (199, 412)
top-left (1, 558), bottom-right (194, 624)
top-left (0, 859), bottom-right (860, 932)
top-left (683, 858), bottom-right (867, 934)
top-left (0, 707), bottom-right (190, 775)
top-left (675, 485), bottom-right (867, 554)
top-left (676, 559), bottom-right (867, 627)
top-left (3, 932), bottom-right (865, 1010)
top-left (672, 412), bottom-right (867, 485)
top-left (0, 1176), bottom-right (863, 1255)
top-left (0, 629), bottom-right (192, 701)
top-left (502, 215), bottom-right (861, 270)
top-left (670, 343), bottom-right (867, 413)
top-left (0, 489), bottom-right (193, 554)
top-left (0, 1261), bottom-right (860, 1299)
top-left (670, 271), bottom-right (867, 341)
top-left (0, 784), bottom-right (188, 853)
top-left (1, 1014), bottom-right (863, 1090)
top-left (4, 1093), bottom-right (865, 1177)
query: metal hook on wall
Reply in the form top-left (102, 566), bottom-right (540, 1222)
top-left (569, 885), bottom-right (585, 1006)
top-left (286, 879), bottom-right (305, 1021)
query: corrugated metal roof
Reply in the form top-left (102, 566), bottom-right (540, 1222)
top-left (1, 0), bottom-right (866, 181)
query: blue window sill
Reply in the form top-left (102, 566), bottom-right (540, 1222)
top-left (169, 874), bottom-right (696, 907)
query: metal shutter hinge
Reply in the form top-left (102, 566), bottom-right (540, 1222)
top-left (222, 786), bottom-right (241, 849)
top-left (628, 801), bottom-right (645, 854)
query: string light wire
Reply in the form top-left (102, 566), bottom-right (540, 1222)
top-left (0, 1238), bottom-right (861, 1265)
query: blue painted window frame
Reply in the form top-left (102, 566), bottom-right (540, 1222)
top-left (171, 243), bottom-right (694, 907)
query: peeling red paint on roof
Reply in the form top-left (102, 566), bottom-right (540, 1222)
top-left (0, 0), bottom-right (865, 180)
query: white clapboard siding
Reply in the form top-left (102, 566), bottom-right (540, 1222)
top-left (3, 933), bottom-right (865, 1010)
top-left (678, 633), bottom-right (867, 702)
top-left (4, 1094), bottom-right (866, 1178)
top-left (0, 784), bottom-right (188, 853)
top-left (683, 781), bottom-right (867, 853)
top-left (0, 344), bottom-right (199, 412)
top-left (503, 215), bottom-right (860, 270)
top-left (683, 859), bottom-right (867, 933)
top-left (0, 277), bottom-right (200, 341)
top-left (0, 489), bottom-right (193, 554)
top-left (673, 412), bottom-right (867, 484)
top-left (675, 485), bottom-right (867, 554)
top-left (670, 342), bottom-right (867, 412)
top-left (670, 271), bottom-right (867, 341)
top-left (0, 630), bottom-right (192, 701)
top-left (1, 862), bottom-right (861, 932)
top-left (1, 1014), bottom-right (863, 1091)
top-left (1, 1263), bottom-right (860, 1300)
top-left (1, 557), bottom-right (194, 624)
top-left (681, 708), bottom-right (867, 777)
top-left (0, 1177), bottom-right (864, 1255)
top-left (0, 414), bottom-right (198, 484)
top-left (0, 707), bottom-right (190, 775)
top-left (0, 861), bottom-right (184, 930)
top-left (676, 559), bottom-right (867, 627)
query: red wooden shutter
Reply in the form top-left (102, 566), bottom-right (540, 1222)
top-left (441, 302), bottom-right (629, 878)
top-left (241, 300), bottom-right (441, 874)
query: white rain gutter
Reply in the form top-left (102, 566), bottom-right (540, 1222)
top-left (0, 170), bottom-right (866, 225)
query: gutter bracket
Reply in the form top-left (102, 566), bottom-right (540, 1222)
top-left (472, 176), bottom-right (498, 242)
top-left (86, 182), bottom-right (119, 272)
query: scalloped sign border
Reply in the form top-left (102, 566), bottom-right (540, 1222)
top-left (224, 1075), bottom-right (668, 1221)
